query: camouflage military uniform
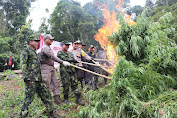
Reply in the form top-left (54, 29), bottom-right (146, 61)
top-left (57, 51), bottom-right (79, 100)
top-left (86, 51), bottom-right (99, 90)
top-left (20, 46), bottom-right (54, 116)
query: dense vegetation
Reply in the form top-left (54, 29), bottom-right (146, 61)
top-left (0, 0), bottom-right (177, 117)
top-left (77, 12), bottom-right (177, 118)
top-left (0, 0), bottom-right (177, 71)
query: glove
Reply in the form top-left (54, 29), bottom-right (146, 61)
top-left (12, 64), bottom-right (14, 68)
top-left (63, 61), bottom-right (70, 66)
top-left (95, 62), bottom-right (99, 65)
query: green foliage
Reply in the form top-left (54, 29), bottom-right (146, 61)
top-left (0, 0), bottom-right (35, 36)
top-left (17, 20), bottom-right (35, 50)
top-left (50, 0), bottom-right (96, 45)
top-left (126, 5), bottom-right (144, 19)
top-left (78, 12), bottom-right (177, 117)
top-left (0, 36), bottom-right (20, 71)
top-left (152, 1), bottom-right (177, 23)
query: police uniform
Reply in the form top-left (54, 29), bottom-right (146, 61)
top-left (72, 41), bottom-right (91, 89)
top-left (20, 46), bottom-right (55, 117)
top-left (57, 41), bottom-right (84, 105)
top-left (40, 43), bottom-right (63, 104)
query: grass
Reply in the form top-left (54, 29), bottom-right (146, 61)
top-left (0, 70), bottom-right (109, 118)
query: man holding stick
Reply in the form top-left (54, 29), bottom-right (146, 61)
top-left (72, 40), bottom-right (92, 90)
top-left (86, 45), bottom-right (99, 90)
top-left (57, 40), bottom-right (84, 106)
top-left (40, 34), bottom-right (70, 105)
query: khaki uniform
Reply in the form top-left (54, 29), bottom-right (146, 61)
top-left (72, 49), bottom-right (90, 88)
top-left (41, 44), bottom-right (63, 96)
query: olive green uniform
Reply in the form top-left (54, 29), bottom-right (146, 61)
top-left (57, 51), bottom-right (79, 100)
top-left (20, 46), bottom-right (54, 116)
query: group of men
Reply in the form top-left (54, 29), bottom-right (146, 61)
top-left (19, 34), bottom-right (101, 118)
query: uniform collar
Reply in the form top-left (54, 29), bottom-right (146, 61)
top-left (28, 46), bottom-right (36, 52)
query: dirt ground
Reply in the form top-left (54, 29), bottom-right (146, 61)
top-left (0, 79), bottom-right (22, 99)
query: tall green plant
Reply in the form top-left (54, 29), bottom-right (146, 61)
top-left (78, 12), bottom-right (177, 118)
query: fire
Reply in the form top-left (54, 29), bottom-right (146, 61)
top-left (94, 5), bottom-right (120, 61)
top-left (94, 0), bottom-right (135, 74)
top-left (124, 14), bottom-right (136, 26)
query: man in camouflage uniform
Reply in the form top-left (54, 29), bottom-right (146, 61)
top-left (20, 36), bottom-right (59, 118)
top-left (40, 34), bottom-right (70, 105)
top-left (57, 40), bottom-right (84, 106)
top-left (86, 45), bottom-right (99, 90)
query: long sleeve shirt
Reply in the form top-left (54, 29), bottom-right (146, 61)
top-left (41, 44), bottom-right (63, 69)
top-left (20, 46), bottom-right (42, 82)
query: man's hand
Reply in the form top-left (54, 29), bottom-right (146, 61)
top-left (24, 78), bottom-right (31, 86)
top-left (63, 61), bottom-right (70, 66)
top-left (95, 62), bottom-right (99, 65)
top-left (12, 64), bottom-right (14, 68)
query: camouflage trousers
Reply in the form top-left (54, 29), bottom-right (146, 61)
top-left (20, 81), bottom-right (54, 114)
top-left (60, 71), bottom-right (79, 98)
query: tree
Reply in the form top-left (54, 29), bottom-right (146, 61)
top-left (50, 0), bottom-right (97, 46)
top-left (152, 2), bottom-right (177, 23)
top-left (0, 0), bottom-right (35, 36)
top-left (17, 20), bottom-right (35, 50)
top-left (145, 0), bottom-right (154, 8)
top-left (156, 0), bottom-right (177, 6)
top-left (126, 5), bottom-right (144, 20)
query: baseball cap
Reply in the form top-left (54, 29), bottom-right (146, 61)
top-left (28, 35), bottom-right (40, 41)
top-left (89, 45), bottom-right (94, 48)
top-left (43, 34), bottom-right (55, 40)
top-left (61, 40), bottom-right (70, 45)
top-left (79, 42), bottom-right (86, 46)
top-left (73, 40), bottom-right (79, 44)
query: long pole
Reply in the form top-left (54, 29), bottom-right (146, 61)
top-left (77, 61), bottom-right (108, 68)
top-left (92, 60), bottom-right (112, 74)
top-left (70, 64), bottom-right (111, 80)
top-left (93, 58), bottom-right (114, 66)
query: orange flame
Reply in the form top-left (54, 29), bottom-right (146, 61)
top-left (94, 0), bottom-right (135, 74)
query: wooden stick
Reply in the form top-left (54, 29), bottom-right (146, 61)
top-left (93, 58), bottom-right (114, 66)
top-left (78, 61), bottom-right (108, 68)
top-left (70, 64), bottom-right (112, 80)
top-left (93, 58), bottom-right (110, 61)
top-left (92, 60), bottom-right (112, 74)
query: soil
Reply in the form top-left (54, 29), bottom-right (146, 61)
top-left (0, 79), bottom-right (22, 99)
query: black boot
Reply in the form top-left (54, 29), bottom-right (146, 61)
top-left (80, 80), bottom-right (83, 90)
top-left (75, 93), bottom-right (85, 106)
top-left (19, 110), bottom-right (29, 118)
top-left (92, 79), bottom-right (98, 90)
top-left (54, 95), bottom-right (62, 105)
top-left (49, 110), bottom-right (59, 118)
top-left (64, 94), bottom-right (69, 105)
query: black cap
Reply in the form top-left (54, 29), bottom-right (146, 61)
top-left (79, 42), bottom-right (86, 46)
top-left (89, 45), bottom-right (94, 48)
top-left (61, 40), bottom-right (70, 45)
top-left (28, 35), bottom-right (40, 41)
top-left (73, 40), bottom-right (79, 44)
